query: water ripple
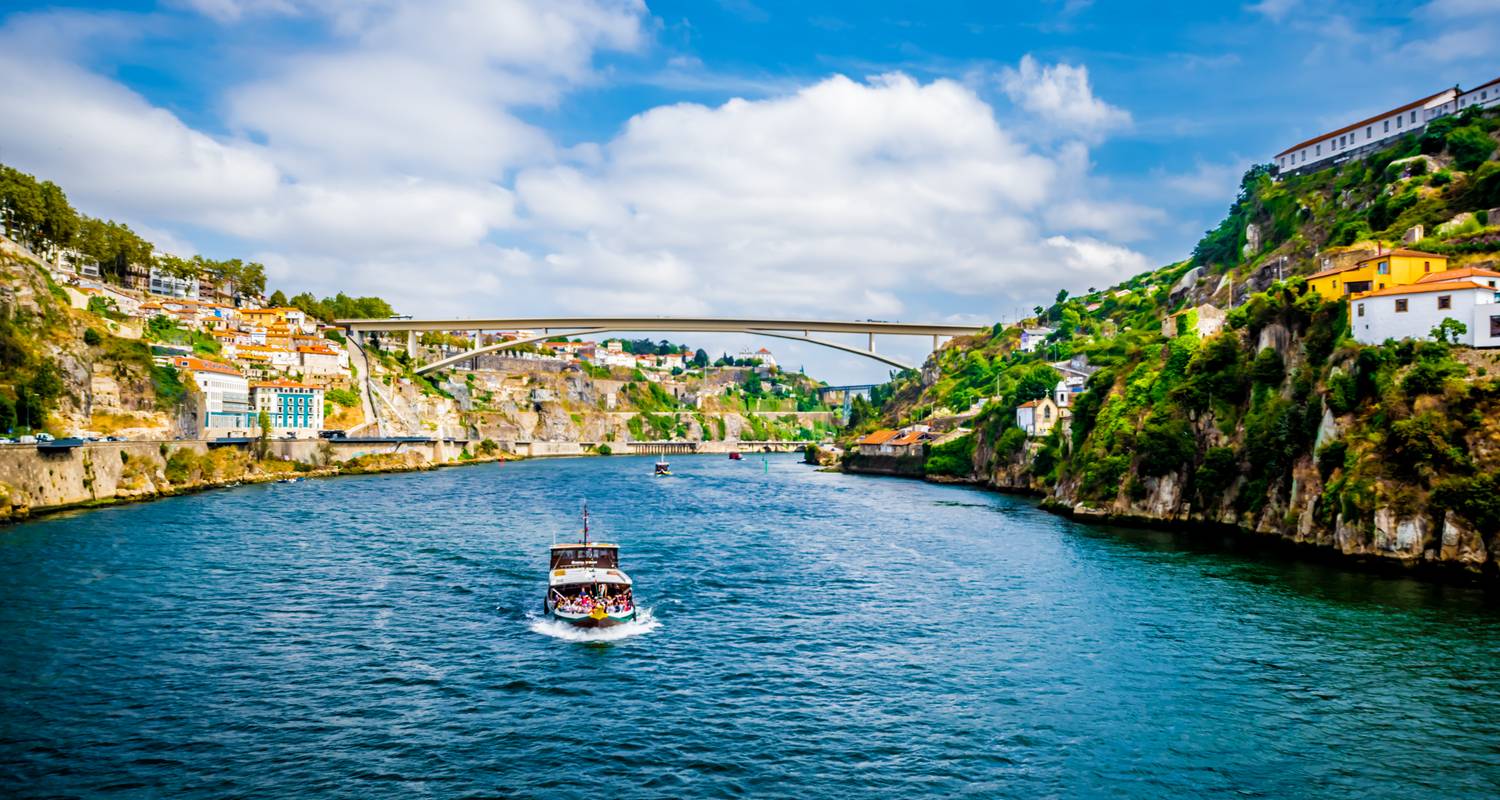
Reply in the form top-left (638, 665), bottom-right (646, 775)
top-left (0, 455), bottom-right (1497, 799)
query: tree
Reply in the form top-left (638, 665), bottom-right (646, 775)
top-left (1055, 288), bottom-right (1069, 304)
top-left (83, 327), bottom-right (101, 346)
top-left (268, 290), bottom-right (289, 307)
top-left (1432, 318), bottom-right (1468, 345)
top-left (693, 348), bottom-right (709, 367)
top-left (257, 410), bottom-right (272, 457)
top-left (1012, 363), bottom-right (1060, 405)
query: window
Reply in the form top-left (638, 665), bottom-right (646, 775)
top-left (1397, 115), bottom-right (1403, 128)
top-left (1339, 135), bottom-right (1346, 147)
top-left (1357, 303), bottom-right (1365, 317)
top-left (1316, 143), bottom-right (1322, 155)
top-left (1377, 261), bottom-right (1389, 275)
top-left (1384, 120), bottom-right (1390, 132)
top-left (1396, 299), bottom-right (1409, 312)
top-left (1411, 111), bottom-right (1417, 123)
top-left (1492, 315), bottom-right (1500, 337)
top-left (1438, 295), bottom-right (1452, 310)
top-left (1425, 261), bottom-right (1431, 272)
top-left (1366, 125), bottom-right (1372, 138)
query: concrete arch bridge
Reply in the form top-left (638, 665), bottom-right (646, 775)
top-left (335, 316), bottom-right (986, 375)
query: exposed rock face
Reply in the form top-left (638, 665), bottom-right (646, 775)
top-left (1243, 222), bottom-right (1262, 258)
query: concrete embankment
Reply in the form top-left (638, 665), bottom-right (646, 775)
top-left (0, 438), bottom-right (498, 523)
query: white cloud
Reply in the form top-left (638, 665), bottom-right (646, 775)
top-left (0, 16), bottom-right (281, 220)
top-left (998, 55), bottom-right (1130, 140)
top-left (513, 73), bottom-right (1151, 320)
top-left (0, 6), bottom-right (1155, 381)
top-left (1247, 0), bottom-right (1299, 22)
top-left (169, 0), bottom-right (301, 23)
top-left (224, 0), bottom-right (647, 179)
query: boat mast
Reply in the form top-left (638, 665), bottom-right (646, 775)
top-left (582, 501), bottom-right (590, 545)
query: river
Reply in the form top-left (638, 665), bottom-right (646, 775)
top-left (1, 455), bottom-right (1497, 798)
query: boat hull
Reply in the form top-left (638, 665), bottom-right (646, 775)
top-left (549, 608), bottom-right (636, 628)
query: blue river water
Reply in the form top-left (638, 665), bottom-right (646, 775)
top-left (1, 454), bottom-right (1498, 798)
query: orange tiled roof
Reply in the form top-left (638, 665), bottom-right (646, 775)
top-left (890, 430), bottom-right (928, 446)
top-left (1354, 280), bottom-right (1492, 299)
top-left (1415, 266), bottom-right (1500, 283)
top-left (252, 379), bottom-right (321, 390)
top-left (858, 429), bottom-right (899, 445)
top-left (1355, 248), bottom-right (1444, 265)
top-left (171, 356), bottom-right (240, 376)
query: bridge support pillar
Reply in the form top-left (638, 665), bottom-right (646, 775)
top-left (472, 331), bottom-right (481, 369)
top-left (868, 332), bottom-right (876, 353)
top-left (406, 330), bottom-right (418, 359)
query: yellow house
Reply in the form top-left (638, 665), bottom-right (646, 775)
top-left (1308, 249), bottom-right (1448, 300)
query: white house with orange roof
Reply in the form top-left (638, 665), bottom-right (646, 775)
top-left (1351, 267), bottom-right (1500, 348)
top-left (171, 356), bottom-right (254, 437)
top-left (1016, 396), bottom-right (1061, 437)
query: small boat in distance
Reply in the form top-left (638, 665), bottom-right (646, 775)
top-left (545, 505), bottom-right (636, 629)
top-left (654, 458), bottom-right (671, 476)
top-left (728, 451), bottom-right (743, 461)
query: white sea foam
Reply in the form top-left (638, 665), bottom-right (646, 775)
top-left (528, 607), bottom-right (660, 642)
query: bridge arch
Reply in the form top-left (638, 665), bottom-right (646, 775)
top-left (336, 316), bottom-right (985, 376)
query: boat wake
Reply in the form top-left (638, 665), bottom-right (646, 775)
top-left (527, 607), bottom-right (660, 643)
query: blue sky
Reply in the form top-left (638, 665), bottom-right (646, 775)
top-left (1, 0), bottom-right (1496, 381)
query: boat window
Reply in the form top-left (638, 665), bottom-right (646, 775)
top-left (550, 547), bottom-right (619, 569)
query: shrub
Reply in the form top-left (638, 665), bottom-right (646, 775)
top-left (1136, 412), bottom-right (1195, 477)
top-left (1326, 371), bottom-right (1358, 414)
top-left (1432, 474), bottom-right (1500, 533)
top-left (1195, 446), bottom-right (1239, 503)
top-left (1250, 348), bottom-right (1285, 386)
top-left (924, 434), bottom-right (975, 478)
top-left (326, 388), bottom-right (359, 408)
top-left (83, 327), bottom-right (102, 346)
top-left (477, 438), bottom-right (499, 456)
top-left (596, 443), bottom-right (613, 456)
top-left (1400, 356), bottom-right (1463, 398)
top-left (1316, 439), bottom-right (1347, 480)
top-left (1446, 126), bottom-right (1496, 172)
top-left (997, 426), bottom-right (1027, 455)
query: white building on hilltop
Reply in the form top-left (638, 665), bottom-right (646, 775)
top-left (1275, 76), bottom-right (1500, 177)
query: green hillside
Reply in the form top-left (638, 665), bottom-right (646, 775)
top-left (851, 105), bottom-right (1500, 576)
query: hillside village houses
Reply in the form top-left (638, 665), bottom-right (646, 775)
top-left (855, 426), bottom-right (934, 457)
top-left (1275, 76), bottom-right (1500, 176)
top-left (1352, 267), bottom-right (1500, 349)
top-left (1308, 248), bottom-right (1452, 300)
top-left (1019, 327), bottom-right (1053, 352)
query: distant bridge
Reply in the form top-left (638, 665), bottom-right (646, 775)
top-left (336, 316), bottom-right (984, 375)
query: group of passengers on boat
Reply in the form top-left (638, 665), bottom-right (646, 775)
top-left (552, 586), bottom-right (633, 615)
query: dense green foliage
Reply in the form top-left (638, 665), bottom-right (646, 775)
top-left (924, 434), bottom-right (974, 478)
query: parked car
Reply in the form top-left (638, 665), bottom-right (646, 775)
top-left (0, 438), bottom-right (13, 445)
top-left (36, 433), bottom-right (55, 442)
top-left (17, 435), bottom-right (37, 445)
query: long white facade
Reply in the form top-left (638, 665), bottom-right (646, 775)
top-left (1275, 75), bottom-right (1499, 176)
top-left (1352, 284), bottom-right (1500, 349)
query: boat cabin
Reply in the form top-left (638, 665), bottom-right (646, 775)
top-left (549, 543), bottom-right (619, 570)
